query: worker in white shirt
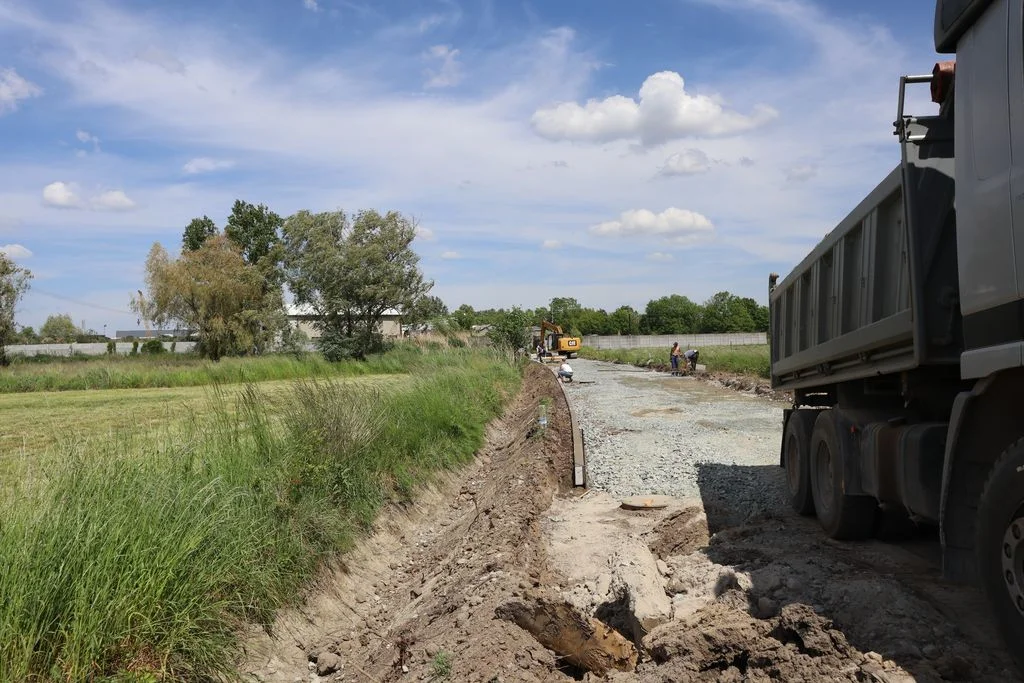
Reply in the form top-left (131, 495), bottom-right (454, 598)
top-left (558, 360), bottom-right (573, 383)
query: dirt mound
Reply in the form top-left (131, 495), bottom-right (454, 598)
top-left (648, 506), bottom-right (710, 558)
top-left (641, 601), bottom-right (871, 682)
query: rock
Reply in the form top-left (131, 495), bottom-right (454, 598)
top-left (316, 652), bottom-right (342, 676)
top-left (865, 651), bottom-right (884, 663)
top-left (425, 643), bottom-right (440, 657)
top-left (656, 560), bottom-right (670, 576)
top-left (922, 644), bottom-right (940, 660)
top-left (757, 596), bottom-right (777, 618)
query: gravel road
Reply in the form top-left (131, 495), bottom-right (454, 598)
top-left (563, 359), bottom-right (787, 517)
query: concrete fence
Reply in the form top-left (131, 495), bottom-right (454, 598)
top-left (581, 333), bottom-right (767, 350)
top-left (6, 342), bottom-right (198, 357)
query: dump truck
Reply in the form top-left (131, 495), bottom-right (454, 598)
top-left (768, 0), bottom-right (1024, 667)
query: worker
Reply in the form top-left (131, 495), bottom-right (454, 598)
top-left (558, 359), bottom-right (573, 383)
top-left (536, 342), bottom-right (546, 360)
top-left (684, 348), bottom-right (699, 372)
top-left (670, 342), bottom-right (681, 376)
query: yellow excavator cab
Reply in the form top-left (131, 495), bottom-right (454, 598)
top-left (539, 320), bottom-right (581, 358)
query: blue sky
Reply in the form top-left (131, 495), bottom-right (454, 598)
top-left (0, 0), bottom-right (941, 333)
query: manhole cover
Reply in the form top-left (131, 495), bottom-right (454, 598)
top-left (620, 495), bottom-right (675, 510)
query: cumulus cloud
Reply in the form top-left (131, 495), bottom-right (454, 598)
top-left (647, 252), bottom-right (674, 262)
top-left (440, 250), bottom-right (460, 259)
top-left (531, 71), bottom-right (777, 146)
top-left (785, 164), bottom-right (818, 183)
top-left (42, 181), bottom-right (81, 208)
top-left (660, 148), bottom-right (712, 176)
top-left (424, 45), bottom-right (463, 88)
top-left (542, 239), bottom-right (562, 249)
top-left (92, 190), bottom-right (136, 211)
top-left (0, 67), bottom-right (42, 115)
top-left (590, 207), bottom-right (714, 245)
top-left (76, 129), bottom-right (101, 153)
top-left (42, 182), bottom-right (136, 210)
top-left (183, 157), bottom-right (235, 174)
top-left (414, 225), bottom-right (435, 240)
top-left (303, 0), bottom-right (319, 11)
top-left (0, 244), bottom-right (32, 259)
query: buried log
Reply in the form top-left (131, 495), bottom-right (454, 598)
top-left (495, 597), bottom-right (638, 675)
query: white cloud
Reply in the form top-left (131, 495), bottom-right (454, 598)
top-left (647, 252), bottom-right (674, 262)
top-left (542, 239), bottom-right (562, 249)
top-left (424, 45), bottom-right (462, 89)
top-left (303, 0), bottom-right (319, 11)
top-left (92, 190), bottom-right (136, 211)
top-left (0, 67), bottom-right (42, 115)
top-left (75, 129), bottom-right (101, 152)
top-left (660, 148), bottom-right (712, 176)
top-left (42, 181), bottom-right (81, 208)
top-left (0, 244), bottom-right (32, 259)
top-left (182, 157), bottom-right (236, 174)
top-left (785, 164), bottom-right (817, 183)
top-left (135, 47), bottom-right (186, 75)
top-left (440, 250), bottom-right (460, 259)
top-left (531, 71), bottom-right (777, 146)
top-left (591, 208), bottom-right (714, 245)
top-left (414, 225), bottom-right (435, 240)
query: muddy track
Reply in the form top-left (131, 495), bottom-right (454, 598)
top-left (239, 361), bottom-right (1022, 683)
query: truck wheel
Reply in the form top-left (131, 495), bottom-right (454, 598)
top-left (809, 410), bottom-right (876, 540)
top-left (783, 410), bottom-right (817, 515)
top-left (976, 439), bottom-right (1024, 673)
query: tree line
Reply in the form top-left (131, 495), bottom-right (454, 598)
top-left (442, 293), bottom-right (769, 338)
top-left (132, 200), bottom-right (431, 361)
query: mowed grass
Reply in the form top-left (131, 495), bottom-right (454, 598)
top-left (578, 344), bottom-right (771, 378)
top-left (0, 375), bottom-right (406, 465)
top-left (0, 346), bottom-right (521, 682)
top-left (0, 351), bottom-right (411, 393)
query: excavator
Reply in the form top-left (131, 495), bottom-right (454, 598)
top-left (537, 320), bottom-right (581, 359)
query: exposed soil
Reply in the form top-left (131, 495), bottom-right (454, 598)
top-left (239, 360), bottom-right (1022, 683)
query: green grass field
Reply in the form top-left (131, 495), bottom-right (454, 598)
top-left (0, 346), bottom-right (522, 682)
top-left (0, 351), bottom-right (412, 393)
top-left (577, 344), bottom-right (770, 379)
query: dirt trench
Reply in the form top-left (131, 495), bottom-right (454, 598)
top-left (239, 362), bottom-right (1022, 683)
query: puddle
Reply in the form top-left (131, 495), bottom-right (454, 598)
top-left (631, 407), bottom-right (684, 418)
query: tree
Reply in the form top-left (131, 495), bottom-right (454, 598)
top-left (225, 200), bottom-right (284, 267)
top-left (608, 306), bottom-right (641, 335)
top-left (405, 294), bottom-right (449, 327)
top-left (576, 308), bottom-right (611, 335)
top-left (739, 297), bottom-right (770, 332)
top-left (40, 313), bottom-right (80, 343)
top-left (549, 296), bottom-right (582, 330)
top-left (133, 237), bottom-right (274, 360)
top-left (0, 253), bottom-right (31, 364)
top-left (451, 304), bottom-right (476, 331)
top-left (182, 215), bottom-right (218, 252)
top-left (283, 209), bottom-right (431, 360)
top-left (644, 295), bottom-right (702, 334)
top-left (488, 306), bottom-right (532, 353)
top-left (700, 291), bottom-right (756, 332)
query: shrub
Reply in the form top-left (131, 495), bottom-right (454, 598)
top-left (141, 339), bottom-right (166, 355)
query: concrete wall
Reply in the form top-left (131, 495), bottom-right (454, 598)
top-left (582, 332), bottom-right (767, 350)
top-left (6, 342), bottom-right (197, 357)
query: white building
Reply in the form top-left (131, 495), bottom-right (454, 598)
top-left (285, 304), bottom-right (403, 340)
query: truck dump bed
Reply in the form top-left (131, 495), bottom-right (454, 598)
top-left (769, 104), bottom-right (960, 391)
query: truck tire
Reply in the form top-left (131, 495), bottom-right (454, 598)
top-left (783, 410), bottom-right (817, 515)
top-left (976, 439), bottom-right (1024, 673)
top-left (809, 410), bottom-right (876, 540)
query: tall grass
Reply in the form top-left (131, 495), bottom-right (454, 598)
top-left (0, 347), bottom-right (521, 681)
top-left (0, 350), bottom-right (416, 393)
top-left (578, 345), bottom-right (770, 379)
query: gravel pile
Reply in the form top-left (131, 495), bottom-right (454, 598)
top-left (562, 359), bottom-right (788, 520)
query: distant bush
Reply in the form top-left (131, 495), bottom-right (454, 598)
top-left (106, 340), bottom-right (117, 355)
top-left (141, 339), bottom-right (166, 355)
top-left (130, 340), bottom-right (139, 356)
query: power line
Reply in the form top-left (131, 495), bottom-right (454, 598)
top-left (30, 289), bottom-right (133, 315)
